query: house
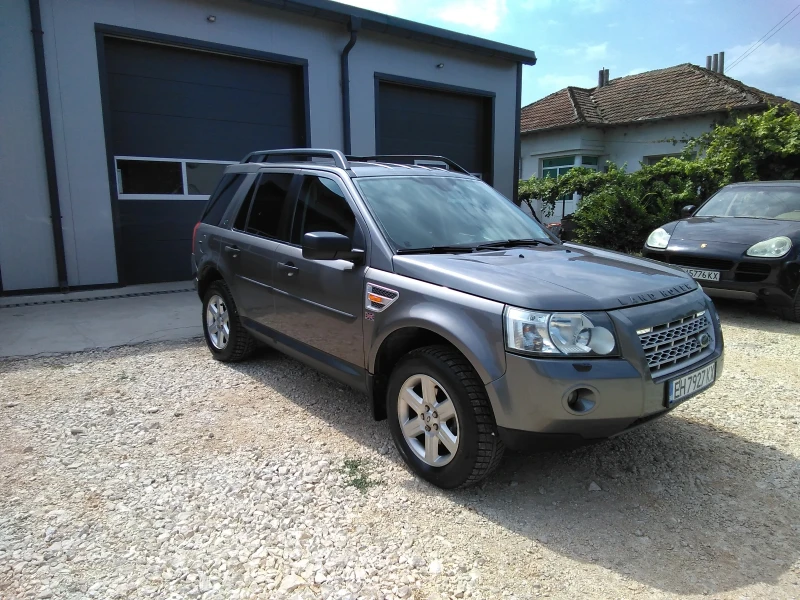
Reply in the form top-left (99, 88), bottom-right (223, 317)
top-left (0, 0), bottom-right (536, 293)
top-left (519, 63), bottom-right (799, 223)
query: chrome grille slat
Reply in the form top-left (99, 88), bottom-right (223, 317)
top-left (638, 312), bottom-right (712, 373)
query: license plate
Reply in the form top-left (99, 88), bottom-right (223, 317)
top-left (679, 267), bottom-right (720, 281)
top-left (668, 362), bottom-right (716, 406)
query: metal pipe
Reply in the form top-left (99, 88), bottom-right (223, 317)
top-left (513, 62), bottom-right (523, 205)
top-left (719, 51), bottom-right (725, 74)
top-left (340, 17), bottom-right (361, 155)
top-left (598, 69), bottom-right (604, 88)
top-left (29, 0), bottom-right (68, 291)
top-left (706, 55), bottom-right (712, 70)
top-left (712, 53), bottom-right (719, 73)
top-left (603, 68), bottom-right (610, 86)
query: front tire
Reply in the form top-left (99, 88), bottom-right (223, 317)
top-left (202, 280), bottom-right (256, 362)
top-left (779, 288), bottom-right (800, 322)
top-left (386, 345), bottom-right (504, 489)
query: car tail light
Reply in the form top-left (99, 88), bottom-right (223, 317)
top-left (192, 222), bottom-right (200, 250)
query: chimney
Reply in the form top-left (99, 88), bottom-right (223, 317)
top-left (706, 55), bottom-right (712, 70)
top-left (598, 68), bottom-right (605, 88)
top-left (719, 51), bottom-right (725, 74)
top-left (712, 53), bottom-right (719, 73)
top-left (603, 68), bottom-right (610, 86)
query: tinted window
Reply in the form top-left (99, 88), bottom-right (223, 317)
top-left (201, 173), bottom-right (246, 226)
top-left (291, 176), bottom-right (355, 244)
top-left (243, 173), bottom-right (295, 240)
top-left (117, 159), bottom-right (182, 194)
top-left (696, 186), bottom-right (800, 220)
top-left (187, 162), bottom-right (229, 195)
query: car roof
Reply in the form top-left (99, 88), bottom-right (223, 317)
top-left (726, 180), bottom-right (800, 187)
top-left (225, 160), bottom-right (475, 179)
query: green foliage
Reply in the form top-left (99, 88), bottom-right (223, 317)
top-left (518, 105), bottom-right (800, 251)
top-left (341, 458), bottom-right (381, 493)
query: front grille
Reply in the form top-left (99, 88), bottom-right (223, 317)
top-left (669, 256), bottom-right (734, 270)
top-left (638, 312), bottom-right (712, 374)
top-left (735, 262), bottom-right (771, 283)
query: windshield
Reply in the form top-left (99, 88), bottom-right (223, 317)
top-left (695, 186), bottom-right (800, 221)
top-left (355, 176), bottom-right (554, 250)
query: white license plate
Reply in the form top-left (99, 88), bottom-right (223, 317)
top-left (668, 362), bottom-right (716, 406)
top-left (679, 267), bottom-right (720, 281)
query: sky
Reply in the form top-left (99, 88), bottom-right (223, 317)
top-left (333, 0), bottom-right (800, 107)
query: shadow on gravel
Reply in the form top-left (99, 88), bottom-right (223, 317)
top-left (232, 352), bottom-right (800, 597)
top-left (714, 297), bottom-right (799, 335)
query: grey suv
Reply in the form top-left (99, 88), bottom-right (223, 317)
top-left (192, 149), bottom-right (724, 488)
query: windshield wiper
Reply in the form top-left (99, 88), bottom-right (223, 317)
top-left (395, 245), bottom-right (477, 255)
top-left (475, 238), bottom-right (555, 250)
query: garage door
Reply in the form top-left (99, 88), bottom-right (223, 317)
top-left (103, 36), bottom-right (306, 284)
top-left (376, 80), bottom-right (493, 183)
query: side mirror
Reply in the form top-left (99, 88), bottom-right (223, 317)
top-left (302, 231), bottom-right (364, 262)
top-left (681, 205), bottom-right (696, 218)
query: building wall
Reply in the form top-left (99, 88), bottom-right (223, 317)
top-left (0, 1), bottom-right (58, 291)
top-left (603, 117), bottom-right (715, 169)
top-left (519, 116), bottom-right (718, 223)
top-left (4, 0), bottom-right (519, 290)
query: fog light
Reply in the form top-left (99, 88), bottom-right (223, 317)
top-left (564, 387), bottom-right (597, 415)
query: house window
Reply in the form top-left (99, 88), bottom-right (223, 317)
top-left (643, 153), bottom-right (681, 166)
top-left (115, 156), bottom-right (236, 200)
top-left (542, 156), bottom-right (575, 179)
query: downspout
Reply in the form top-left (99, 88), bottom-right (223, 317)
top-left (29, 0), bottom-right (69, 291)
top-left (512, 62), bottom-right (523, 205)
top-left (340, 17), bottom-right (361, 155)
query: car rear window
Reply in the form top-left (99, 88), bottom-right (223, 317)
top-left (200, 173), bottom-right (246, 226)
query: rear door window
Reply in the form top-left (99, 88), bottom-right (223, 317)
top-left (200, 173), bottom-right (246, 226)
top-left (234, 172), bottom-right (295, 241)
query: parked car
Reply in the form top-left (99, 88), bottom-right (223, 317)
top-left (192, 149), bottom-right (723, 489)
top-left (643, 181), bottom-right (800, 322)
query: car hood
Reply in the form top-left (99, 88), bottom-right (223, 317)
top-left (392, 243), bottom-right (698, 311)
top-left (669, 217), bottom-right (799, 247)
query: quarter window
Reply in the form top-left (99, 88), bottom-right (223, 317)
top-left (291, 176), bottom-right (355, 244)
top-left (201, 173), bottom-right (247, 226)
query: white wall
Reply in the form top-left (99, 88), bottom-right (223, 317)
top-left (7, 0), bottom-right (519, 290)
top-left (519, 116), bottom-right (718, 223)
top-left (0, 2), bottom-right (58, 291)
top-left (604, 117), bottom-right (715, 170)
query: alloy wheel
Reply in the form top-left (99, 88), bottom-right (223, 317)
top-left (397, 374), bottom-right (460, 467)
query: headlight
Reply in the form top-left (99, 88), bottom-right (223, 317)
top-left (645, 227), bottom-right (671, 249)
top-left (746, 236), bottom-right (792, 258)
top-left (504, 307), bottom-right (618, 357)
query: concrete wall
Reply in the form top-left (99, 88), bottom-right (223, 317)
top-left (0, 2), bottom-right (58, 291)
top-left (519, 117), bottom-right (717, 223)
top-left (5, 0), bottom-right (519, 290)
top-left (603, 117), bottom-right (715, 170)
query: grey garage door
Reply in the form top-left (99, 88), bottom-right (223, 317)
top-left (376, 80), bottom-right (493, 183)
top-left (103, 36), bottom-right (306, 284)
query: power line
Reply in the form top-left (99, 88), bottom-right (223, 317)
top-left (727, 4), bottom-right (800, 72)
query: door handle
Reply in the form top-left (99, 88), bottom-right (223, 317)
top-left (277, 261), bottom-right (299, 276)
top-left (224, 245), bottom-right (240, 257)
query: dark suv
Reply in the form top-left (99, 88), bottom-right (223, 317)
top-left (193, 149), bottom-right (723, 489)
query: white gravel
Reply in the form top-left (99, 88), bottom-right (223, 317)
top-left (1, 300), bottom-right (799, 600)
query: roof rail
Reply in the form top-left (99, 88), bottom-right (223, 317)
top-left (240, 148), bottom-right (350, 170)
top-left (346, 155), bottom-right (471, 176)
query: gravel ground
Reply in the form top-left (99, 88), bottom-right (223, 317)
top-left (1, 299), bottom-right (799, 600)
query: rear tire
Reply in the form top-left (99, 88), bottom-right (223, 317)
top-left (202, 280), bottom-right (256, 362)
top-left (386, 345), bottom-right (504, 489)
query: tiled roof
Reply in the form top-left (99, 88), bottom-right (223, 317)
top-left (520, 63), bottom-right (800, 133)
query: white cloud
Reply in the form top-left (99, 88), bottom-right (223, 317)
top-left (330, 0), bottom-right (404, 16)
top-left (522, 0), bottom-right (614, 13)
top-left (436, 0), bottom-right (508, 32)
top-left (624, 67), bottom-right (647, 76)
top-left (724, 41), bottom-right (800, 102)
top-left (536, 73), bottom-right (598, 91)
top-left (562, 42), bottom-right (608, 61)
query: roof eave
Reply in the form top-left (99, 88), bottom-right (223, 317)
top-left (244, 0), bottom-right (537, 64)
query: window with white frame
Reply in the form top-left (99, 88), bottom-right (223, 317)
top-left (540, 156), bottom-right (601, 219)
top-left (114, 157), bottom-right (236, 200)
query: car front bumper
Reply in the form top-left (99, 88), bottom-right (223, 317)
top-left (485, 290), bottom-right (724, 450)
top-left (643, 248), bottom-right (799, 309)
